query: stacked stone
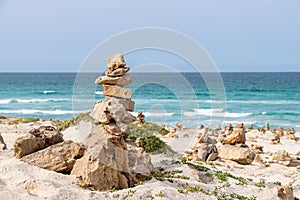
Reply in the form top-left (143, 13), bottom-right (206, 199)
top-left (71, 54), bottom-right (154, 191)
top-left (95, 53), bottom-right (134, 112)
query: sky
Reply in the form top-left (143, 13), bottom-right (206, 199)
top-left (0, 0), bottom-right (299, 72)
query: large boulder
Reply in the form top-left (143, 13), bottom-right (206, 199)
top-left (14, 126), bottom-right (63, 158)
top-left (71, 124), bottom-right (136, 191)
top-left (0, 133), bottom-right (7, 150)
top-left (218, 145), bottom-right (255, 165)
top-left (21, 141), bottom-right (85, 174)
top-left (196, 143), bottom-right (218, 162)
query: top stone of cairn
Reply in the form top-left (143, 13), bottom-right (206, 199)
top-left (105, 54), bottom-right (130, 77)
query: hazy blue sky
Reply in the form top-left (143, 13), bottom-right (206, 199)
top-left (0, 0), bottom-right (299, 72)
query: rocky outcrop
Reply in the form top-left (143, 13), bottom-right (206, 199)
top-left (71, 54), bottom-right (153, 191)
top-left (285, 128), bottom-right (296, 140)
top-left (183, 128), bottom-right (218, 162)
top-left (218, 144), bottom-right (255, 165)
top-left (272, 150), bottom-right (300, 167)
top-left (14, 126), bottom-right (63, 158)
top-left (21, 141), bottom-right (85, 174)
top-left (0, 133), bottom-right (7, 150)
top-left (221, 123), bottom-right (246, 145)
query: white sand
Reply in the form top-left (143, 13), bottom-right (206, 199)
top-left (0, 119), bottom-right (299, 199)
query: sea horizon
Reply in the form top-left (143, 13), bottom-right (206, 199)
top-left (0, 72), bottom-right (299, 129)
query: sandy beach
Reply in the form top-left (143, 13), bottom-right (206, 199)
top-left (0, 116), bottom-right (299, 200)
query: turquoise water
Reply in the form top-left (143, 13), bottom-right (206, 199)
top-left (0, 72), bottom-right (299, 129)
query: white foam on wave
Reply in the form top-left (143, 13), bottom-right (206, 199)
top-left (261, 112), bottom-right (267, 115)
top-left (138, 99), bottom-right (300, 105)
top-left (43, 90), bottom-right (56, 94)
top-left (0, 99), bottom-right (11, 104)
top-left (15, 98), bottom-right (70, 103)
top-left (183, 108), bottom-right (252, 118)
top-left (0, 109), bottom-right (88, 115)
top-left (130, 112), bottom-right (174, 117)
top-left (95, 91), bottom-right (103, 95)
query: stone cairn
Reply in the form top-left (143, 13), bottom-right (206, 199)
top-left (71, 53), bottom-right (154, 191)
top-left (219, 123), bottom-right (255, 165)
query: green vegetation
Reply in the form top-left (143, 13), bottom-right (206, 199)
top-left (274, 181), bottom-right (282, 186)
top-left (0, 115), bottom-right (7, 119)
top-left (152, 170), bottom-right (190, 181)
top-left (187, 162), bottom-right (210, 172)
top-left (159, 127), bottom-right (170, 135)
top-left (128, 189), bottom-right (136, 195)
top-left (128, 122), bottom-right (174, 154)
top-left (9, 118), bottom-right (39, 124)
top-left (134, 181), bottom-right (143, 187)
top-left (154, 191), bottom-right (164, 197)
top-left (255, 180), bottom-right (265, 188)
top-left (55, 112), bottom-right (91, 131)
top-left (178, 186), bottom-right (210, 195)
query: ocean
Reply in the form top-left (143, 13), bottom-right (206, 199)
top-left (0, 72), bottom-right (299, 129)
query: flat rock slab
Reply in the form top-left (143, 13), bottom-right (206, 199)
top-left (95, 74), bottom-right (132, 86)
top-left (105, 96), bottom-right (135, 111)
top-left (102, 84), bottom-right (132, 99)
top-left (21, 140), bottom-right (85, 174)
top-left (218, 145), bottom-right (255, 165)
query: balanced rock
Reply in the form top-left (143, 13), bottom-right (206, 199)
top-left (71, 54), bottom-right (153, 191)
top-left (285, 129), bottom-right (296, 140)
top-left (102, 84), bottom-right (132, 99)
top-left (90, 99), bottom-right (136, 124)
top-left (0, 133), bottom-right (7, 150)
top-left (14, 126), bottom-right (63, 158)
top-left (137, 111), bottom-right (145, 124)
top-left (107, 53), bottom-right (126, 71)
top-left (95, 74), bottom-right (132, 87)
top-left (105, 67), bottom-right (130, 77)
top-left (221, 124), bottom-right (246, 145)
top-left (218, 144), bottom-right (255, 165)
top-left (21, 141), bottom-right (85, 174)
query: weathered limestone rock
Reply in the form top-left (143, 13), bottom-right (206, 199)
top-left (95, 74), bottom-right (132, 87)
top-left (107, 53), bottom-right (126, 71)
top-left (250, 144), bottom-right (264, 154)
top-left (90, 100), bottom-right (136, 124)
top-left (102, 84), bottom-right (132, 99)
top-left (105, 67), bottom-right (130, 77)
top-left (183, 130), bottom-right (218, 162)
top-left (271, 134), bottom-right (280, 144)
top-left (277, 186), bottom-right (294, 200)
top-left (285, 129), bottom-right (296, 140)
top-left (127, 143), bottom-right (154, 181)
top-left (218, 145), bottom-right (255, 165)
top-left (71, 54), bottom-right (153, 191)
top-left (105, 96), bottom-right (135, 112)
top-left (14, 126), bottom-right (63, 158)
top-left (221, 124), bottom-right (246, 145)
top-left (0, 133), bottom-right (7, 150)
top-left (271, 150), bottom-right (300, 167)
top-left (71, 124), bottom-right (135, 190)
top-left (21, 141), bottom-right (85, 174)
